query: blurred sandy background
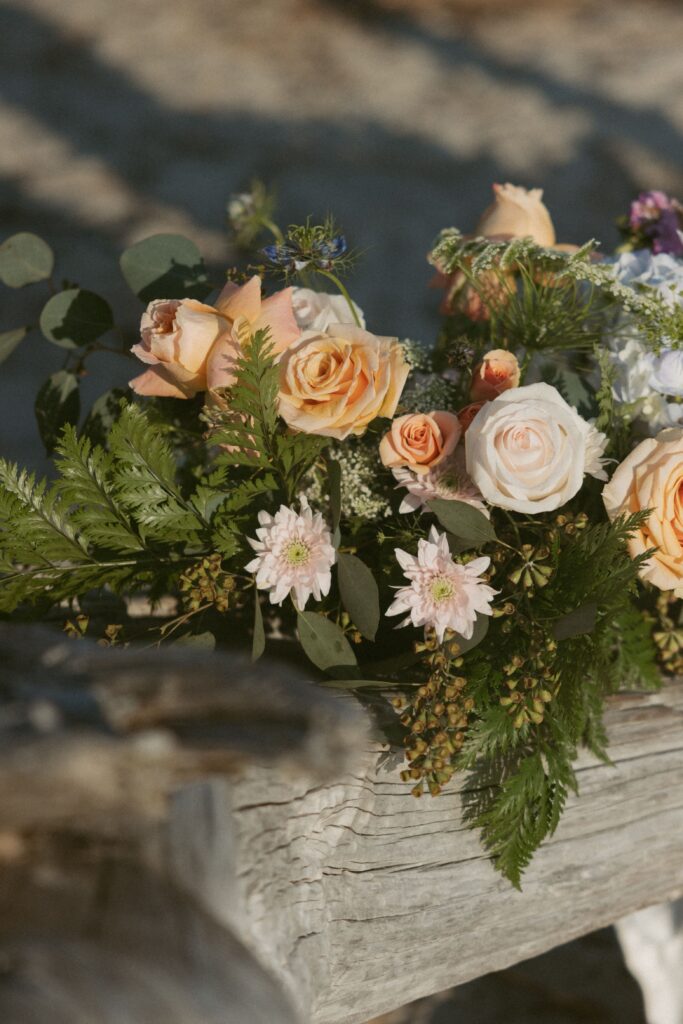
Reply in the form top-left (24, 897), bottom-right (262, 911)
top-left (0, 0), bottom-right (681, 1018)
top-left (2, 0), bottom-right (683, 471)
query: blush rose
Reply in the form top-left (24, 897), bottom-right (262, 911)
top-left (465, 382), bottom-right (604, 514)
top-left (129, 276), bottom-right (300, 398)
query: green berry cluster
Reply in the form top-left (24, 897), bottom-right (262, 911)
top-left (393, 633), bottom-right (475, 798)
top-left (179, 554), bottom-right (235, 613)
top-left (653, 593), bottom-right (683, 674)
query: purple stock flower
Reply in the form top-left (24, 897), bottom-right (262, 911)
top-left (629, 190), bottom-right (683, 256)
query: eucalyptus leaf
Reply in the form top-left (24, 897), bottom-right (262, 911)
top-left (337, 552), bottom-right (380, 640)
top-left (40, 288), bottom-right (113, 349)
top-left (429, 498), bottom-right (496, 546)
top-left (120, 234), bottom-right (211, 303)
top-left (451, 612), bottom-right (490, 655)
top-left (553, 602), bottom-right (598, 642)
top-left (319, 678), bottom-right (394, 689)
top-left (252, 590), bottom-right (265, 662)
top-left (174, 631), bottom-right (216, 650)
top-left (0, 327), bottom-right (27, 365)
top-left (297, 611), bottom-right (359, 678)
top-left (0, 232), bottom-right (54, 288)
top-left (35, 370), bottom-right (80, 455)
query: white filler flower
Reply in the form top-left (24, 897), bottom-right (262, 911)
top-left (386, 526), bottom-right (497, 642)
top-left (246, 498), bottom-right (336, 609)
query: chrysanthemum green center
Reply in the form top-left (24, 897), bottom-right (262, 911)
top-left (430, 575), bottom-right (455, 603)
top-left (284, 539), bottom-right (311, 567)
top-left (435, 470), bottom-right (462, 497)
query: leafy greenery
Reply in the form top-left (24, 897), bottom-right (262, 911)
top-left (207, 329), bottom-right (328, 501)
top-left (0, 197), bottom-right (675, 893)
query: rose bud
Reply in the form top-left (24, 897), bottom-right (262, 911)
top-left (475, 183), bottom-right (556, 246)
top-left (457, 401), bottom-right (486, 433)
top-left (470, 350), bottom-right (521, 402)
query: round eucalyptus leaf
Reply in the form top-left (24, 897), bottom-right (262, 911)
top-left (40, 288), bottom-right (114, 349)
top-left (119, 234), bottom-right (211, 303)
top-left (0, 232), bottom-right (54, 288)
top-left (35, 370), bottom-right (80, 455)
top-left (297, 611), bottom-right (359, 679)
top-left (0, 327), bottom-right (28, 365)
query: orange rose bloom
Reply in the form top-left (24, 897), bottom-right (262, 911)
top-left (379, 411), bottom-right (462, 476)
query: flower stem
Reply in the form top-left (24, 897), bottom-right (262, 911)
top-left (316, 269), bottom-right (361, 328)
top-left (263, 218), bottom-right (285, 245)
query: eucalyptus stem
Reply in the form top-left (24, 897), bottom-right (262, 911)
top-left (263, 218), bottom-right (285, 245)
top-left (316, 269), bottom-right (362, 328)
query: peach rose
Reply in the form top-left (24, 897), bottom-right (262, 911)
top-left (475, 183), bottom-right (556, 246)
top-left (129, 276), bottom-right (300, 398)
top-left (470, 349), bottom-right (521, 402)
top-left (379, 411), bottom-right (461, 476)
top-left (278, 324), bottom-right (409, 440)
top-left (458, 401), bottom-right (486, 433)
top-left (602, 428), bottom-right (683, 596)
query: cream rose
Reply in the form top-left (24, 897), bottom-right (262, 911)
top-left (278, 324), bottom-right (409, 440)
top-left (379, 411), bottom-right (461, 475)
top-left (291, 288), bottom-right (365, 332)
top-left (470, 349), bottom-right (521, 402)
top-left (129, 276), bottom-right (300, 398)
top-left (602, 428), bottom-right (683, 596)
top-left (475, 183), bottom-right (556, 246)
top-left (465, 382), bottom-right (604, 513)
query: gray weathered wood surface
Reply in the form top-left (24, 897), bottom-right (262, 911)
top-left (1, 624), bottom-right (683, 1024)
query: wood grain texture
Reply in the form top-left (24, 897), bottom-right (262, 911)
top-left (1, 624), bottom-right (683, 1024)
top-left (169, 683), bottom-right (683, 1024)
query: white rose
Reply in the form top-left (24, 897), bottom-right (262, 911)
top-left (465, 382), bottom-right (605, 514)
top-left (291, 288), bottom-right (365, 332)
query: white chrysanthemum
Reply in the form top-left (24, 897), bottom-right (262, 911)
top-left (584, 422), bottom-right (610, 481)
top-left (605, 251), bottom-right (683, 433)
top-left (392, 449), bottom-right (489, 516)
top-left (386, 526), bottom-right (498, 643)
top-left (245, 498), bottom-right (336, 609)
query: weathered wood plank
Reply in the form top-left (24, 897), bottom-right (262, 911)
top-left (169, 684), bottom-right (683, 1024)
top-left (2, 624), bottom-right (683, 1024)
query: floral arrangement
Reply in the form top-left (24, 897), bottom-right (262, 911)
top-left (1, 182), bottom-right (682, 887)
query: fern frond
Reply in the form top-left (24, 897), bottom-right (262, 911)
top-left (0, 460), bottom-right (88, 565)
top-left (110, 405), bottom-right (206, 540)
top-left (54, 426), bottom-right (145, 553)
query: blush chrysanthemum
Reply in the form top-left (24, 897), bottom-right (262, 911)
top-left (386, 526), bottom-right (497, 642)
top-left (392, 450), bottom-right (489, 516)
top-left (245, 498), bottom-right (336, 609)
